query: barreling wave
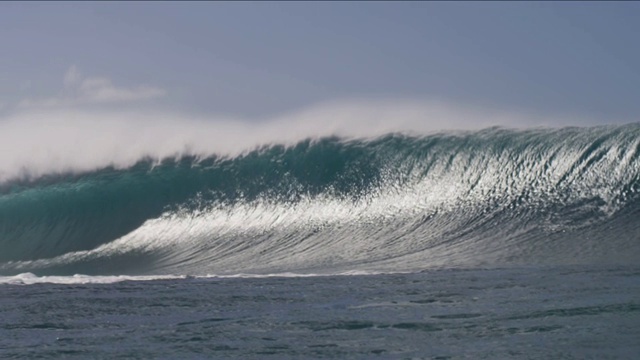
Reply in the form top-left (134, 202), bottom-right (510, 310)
top-left (1, 124), bottom-right (639, 276)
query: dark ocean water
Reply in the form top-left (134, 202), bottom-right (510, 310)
top-left (2, 125), bottom-right (640, 358)
top-left (2, 266), bottom-right (639, 359)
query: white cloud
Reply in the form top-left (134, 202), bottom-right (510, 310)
top-left (18, 65), bottom-right (166, 109)
top-left (63, 65), bottom-right (82, 88)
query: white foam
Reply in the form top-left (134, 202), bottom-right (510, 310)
top-left (4, 126), bottom-right (637, 276)
top-left (0, 270), bottom-right (399, 285)
top-left (0, 272), bottom-right (186, 285)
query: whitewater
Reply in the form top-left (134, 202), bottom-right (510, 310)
top-left (1, 109), bottom-right (639, 358)
top-left (1, 118), bottom-right (639, 277)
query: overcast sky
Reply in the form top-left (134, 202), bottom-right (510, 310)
top-left (1, 2), bottom-right (639, 122)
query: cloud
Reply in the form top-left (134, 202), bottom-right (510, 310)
top-left (63, 65), bottom-right (82, 88)
top-left (18, 65), bottom-right (166, 109)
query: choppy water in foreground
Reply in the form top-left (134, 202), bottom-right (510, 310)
top-left (2, 265), bottom-right (639, 359)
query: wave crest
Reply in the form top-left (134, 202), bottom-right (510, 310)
top-left (1, 124), bottom-right (639, 275)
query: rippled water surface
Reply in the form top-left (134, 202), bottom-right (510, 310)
top-left (2, 265), bottom-right (639, 359)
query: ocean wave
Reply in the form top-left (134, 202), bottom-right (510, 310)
top-left (1, 124), bottom-right (639, 275)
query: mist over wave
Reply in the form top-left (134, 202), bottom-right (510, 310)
top-left (1, 114), bottom-right (639, 276)
top-left (0, 100), bottom-right (588, 182)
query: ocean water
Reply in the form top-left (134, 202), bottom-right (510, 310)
top-left (1, 125), bottom-right (640, 358)
top-left (1, 267), bottom-right (639, 359)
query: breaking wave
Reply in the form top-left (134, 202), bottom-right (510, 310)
top-left (1, 124), bottom-right (639, 276)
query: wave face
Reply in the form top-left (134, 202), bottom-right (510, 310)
top-left (1, 124), bottom-right (639, 276)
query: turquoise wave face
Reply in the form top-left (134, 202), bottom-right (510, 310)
top-left (1, 124), bottom-right (639, 275)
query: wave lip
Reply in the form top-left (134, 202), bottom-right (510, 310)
top-left (1, 124), bottom-right (640, 276)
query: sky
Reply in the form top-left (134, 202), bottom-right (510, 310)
top-left (1, 2), bottom-right (639, 122)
